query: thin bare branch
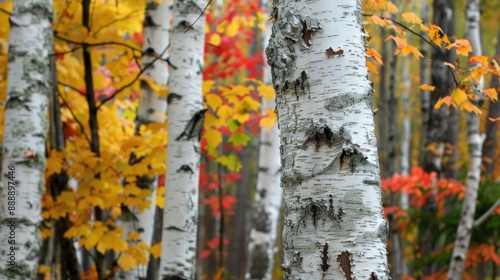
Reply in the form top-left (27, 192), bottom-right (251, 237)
top-left (473, 198), bottom-right (500, 228)
top-left (58, 90), bottom-right (92, 146)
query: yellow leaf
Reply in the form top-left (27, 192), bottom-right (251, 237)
top-left (110, 206), bottom-right (122, 219)
top-left (260, 109), bottom-right (277, 131)
top-left (241, 96), bottom-right (261, 111)
top-left (217, 105), bottom-right (233, 120)
top-left (150, 242), bottom-right (162, 259)
top-left (257, 84), bottom-right (275, 100)
top-left (366, 61), bottom-right (379, 74)
top-left (419, 84), bottom-right (436, 91)
top-left (203, 80), bottom-right (215, 94)
top-left (402, 12), bottom-right (422, 24)
top-left (118, 254), bottom-right (137, 272)
top-left (434, 96), bottom-right (455, 109)
top-left (483, 88), bottom-right (498, 102)
top-left (204, 128), bottom-right (222, 148)
top-left (39, 265), bottom-right (51, 275)
top-left (82, 232), bottom-right (100, 250)
top-left (428, 24), bottom-right (450, 46)
top-left (461, 101), bottom-right (482, 115)
top-left (128, 231), bottom-right (141, 241)
top-left (40, 227), bottom-right (54, 240)
top-left (226, 21), bottom-right (239, 38)
top-left (451, 87), bottom-right (467, 105)
top-left (209, 34), bottom-right (221, 46)
top-left (206, 94), bottom-right (223, 111)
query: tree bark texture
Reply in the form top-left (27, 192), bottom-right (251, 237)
top-left (0, 0), bottom-right (53, 278)
top-left (266, 0), bottom-right (389, 278)
top-left (447, 0), bottom-right (484, 278)
top-left (160, 0), bottom-right (206, 279)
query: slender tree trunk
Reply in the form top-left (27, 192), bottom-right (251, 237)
top-left (386, 23), bottom-right (403, 280)
top-left (118, 1), bottom-right (171, 279)
top-left (160, 0), bottom-right (206, 278)
top-left (267, 0), bottom-right (389, 278)
top-left (246, 13), bottom-right (282, 278)
top-left (419, 0), bottom-right (430, 166)
top-left (419, 1), bottom-right (456, 276)
top-left (481, 28), bottom-right (500, 176)
top-left (378, 27), bottom-right (388, 178)
top-left (0, 0), bottom-right (52, 278)
top-left (447, 0), bottom-right (484, 278)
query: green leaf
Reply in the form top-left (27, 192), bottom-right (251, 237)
top-left (228, 133), bottom-right (249, 147)
top-left (227, 119), bottom-right (240, 133)
top-left (215, 154), bottom-right (242, 172)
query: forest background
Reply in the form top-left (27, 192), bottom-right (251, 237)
top-left (0, 0), bottom-right (500, 279)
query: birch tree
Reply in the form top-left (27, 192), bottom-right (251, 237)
top-left (118, 1), bottom-right (171, 279)
top-left (266, 0), bottom-right (389, 278)
top-left (447, 0), bottom-right (484, 278)
top-left (160, 0), bottom-right (206, 278)
top-left (0, 0), bottom-right (53, 278)
top-left (246, 13), bottom-right (282, 279)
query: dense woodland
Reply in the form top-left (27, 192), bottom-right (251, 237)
top-left (0, 0), bottom-right (499, 279)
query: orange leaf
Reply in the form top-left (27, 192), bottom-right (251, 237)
top-left (489, 116), bottom-right (500, 122)
top-left (483, 88), bottom-right (498, 102)
top-left (469, 55), bottom-right (488, 67)
top-left (434, 96), bottom-right (456, 109)
top-left (369, 15), bottom-right (387, 27)
top-left (447, 39), bottom-right (472, 56)
top-left (461, 101), bottom-right (482, 115)
top-left (366, 48), bottom-right (383, 65)
top-left (419, 84), bottom-right (436, 91)
top-left (366, 61), bottom-right (379, 74)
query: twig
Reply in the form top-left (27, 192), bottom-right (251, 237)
top-left (58, 81), bottom-right (85, 95)
top-left (0, 7), bottom-right (11, 16)
top-left (92, 9), bottom-right (144, 36)
top-left (473, 198), bottom-right (500, 228)
top-left (185, 0), bottom-right (213, 32)
top-left (362, 13), bottom-right (459, 87)
top-left (58, 90), bottom-right (92, 146)
top-left (96, 43), bottom-right (170, 109)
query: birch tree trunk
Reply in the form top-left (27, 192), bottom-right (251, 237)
top-left (246, 15), bottom-right (282, 279)
top-left (0, 0), bottom-right (53, 278)
top-left (481, 28), bottom-right (500, 176)
top-left (266, 0), bottom-right (389, 278)
top-left (447, 0), bottom-right (484, 278)
top-left (118, 1), bottom-right (172, 279)
top-left (160, 0), bottom-right (205, 278)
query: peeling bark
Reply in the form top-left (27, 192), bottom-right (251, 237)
top-left (267, 0), bottom-right (389, 279)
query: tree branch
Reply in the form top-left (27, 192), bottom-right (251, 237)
top-left (185, 0), bottom-right (212, 32)
top-left (362, 14), bottom-right (459, 87)
top-left (58, 81), bottom-right (85, 95)
top-left (58, 90), bottom-right (92, 146)
top-left (96, 44), bottom-right (170, 109)
top-left (473, 198), bottom-right (500, 228)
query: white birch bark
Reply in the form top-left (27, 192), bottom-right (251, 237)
top-left (159, 0), bottom-right (205, 278)
top-left (266, 0), bottom-right (389, 278)
top-left (246, 17), bottom-right (282, 279)
top-left (0, 0), bottom-right (52, 278)
top-left (447, 0), bottom-right (484, 278)
top-left (117, 1), bottom-right (172, 279)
